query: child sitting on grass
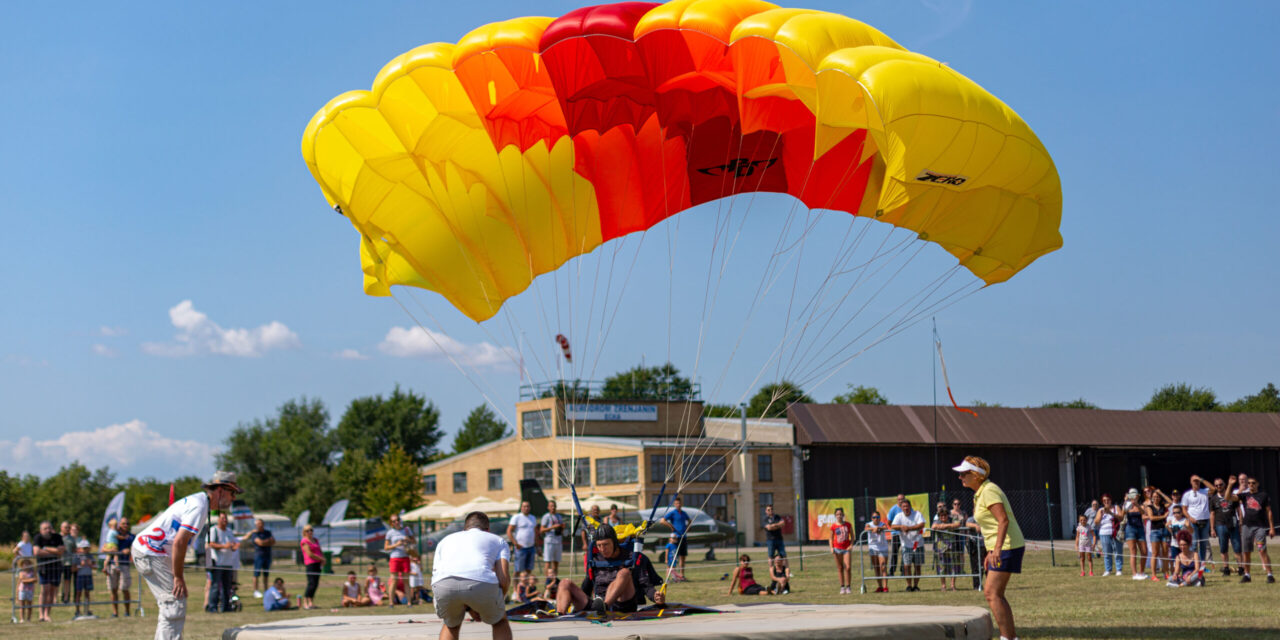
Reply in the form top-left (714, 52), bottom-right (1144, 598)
top-left (342, 571), bottom-right (371, 607)
top-left (767, 556), bottom-right (790, 594)
top-left (366, 565), bottom-right (386, 606)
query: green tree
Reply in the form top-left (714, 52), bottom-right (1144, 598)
top-left (336, 386), bottom-right (443, 466)
top-left (1142, 383), bottom-right (1219, 411)
top-left (832, 384), bottom-right (889, 405)
top-left (363, 444), bottom-right (423, 519)
top-left (0, 471), bottom-right (40, 542)
top-left (282, 467), bottom-right (338, 525)
top-left (600, 363), bottom-right (695, 401)
top-left (119, 476), bottom-right (202, 523)
top-left (1225, 383), bottom-right (1280, 413)
top-left (747, 381), bottom-right (813, 418)
top-left (453, 405), bottom-right (512, 454)
top-left (27, 463), bottom-right (116, 532)
top-left (538, 379), bottom-right (592, 402)
top-left (703, 403), bottom-right (740, 418)
top-left (331, 449), bottom-right (377, 518)
top-left (971, 400), bottom-right (1005, 408)
top-left (1040, 398), bottom-right (1099, 409)
top-left (217, 397), bottom-right (334, 510)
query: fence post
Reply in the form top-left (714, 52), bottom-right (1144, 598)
top-left (1045, 482), bottom-right (1056, 567)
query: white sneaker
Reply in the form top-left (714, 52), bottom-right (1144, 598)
top-left (1132, 573), bottom-right (1147, 580)
top-left (253, 591), bottom-right (263, 599)
top-left (1101, 571), bottom-right (1110, 577)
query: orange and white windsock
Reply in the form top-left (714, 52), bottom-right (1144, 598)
top-left (935, 331), bottom-right (978, 418)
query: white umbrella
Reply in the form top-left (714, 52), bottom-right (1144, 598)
top-left (442, 496), bottom-right (522, 519)
top-left (402, 500), bottom-right (454, 521)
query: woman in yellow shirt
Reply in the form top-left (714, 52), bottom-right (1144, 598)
top-left (954, 456), bottom-right (1024, 640)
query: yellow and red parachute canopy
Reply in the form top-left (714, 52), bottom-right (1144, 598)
top-left (302, 0), bottom-right (1061, 322)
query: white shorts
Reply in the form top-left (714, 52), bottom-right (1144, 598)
top-left (543, 541), bottom-right (563, 563)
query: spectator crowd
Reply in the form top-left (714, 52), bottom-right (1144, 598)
top-left (1076, 473), bottom-right (1274, 587)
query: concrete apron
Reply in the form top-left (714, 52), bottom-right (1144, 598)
top-left (223, 602), bottom-right (992, 639)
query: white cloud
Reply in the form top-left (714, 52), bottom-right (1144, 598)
top-left (379, 326), bottom-right (517, 370)
top-left (0, 419), bottom-right (219, 478)
top-left (92, 344), bottom-right (119, 358)
top-left (142, 300), bottom-right (300, 357)
top-left (335, 349), bottom-right (369, 360)
top-left (98, 326), bottom-right (128, 337)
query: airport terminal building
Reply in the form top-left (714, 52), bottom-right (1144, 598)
top-left (419, 389), bottom-right (798, 545)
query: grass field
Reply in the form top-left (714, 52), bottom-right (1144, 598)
top-left (3, 544), bottom-right (1277, 639)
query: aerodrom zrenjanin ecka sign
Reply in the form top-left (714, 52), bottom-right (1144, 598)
top-left (564, 404), bottom-right (659, 422)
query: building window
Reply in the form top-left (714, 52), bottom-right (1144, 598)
top-left (453, 472), bottom-right (467, 493)
top-left (682, 493), bottom-right (729, 522)
top-left (595, 456), bottom-right (638, 485)
top-left (488, 468), bottom-right (503, 491)
top-left (758, 492), bottom-right (774, 525)
top-left (423, 474), bottom-right (436, 495)
top-left (757, 454), bottom-right (773, 482)
top-left (523, 461), bottom-right (554, 490)
top-left (522, 409), bottom-right (552, 439)
top-left (681, 454), bottom-right (726, 484)
top-left (650, 454), bottom-right (672, 483)
top-left (557, 457), bottom-right (590, 488)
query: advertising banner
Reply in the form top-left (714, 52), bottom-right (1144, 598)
top-left (565, 404), bottom-right (658, 421)
top-left (806, 498), bottom-right (854, 540)
top-left (875, 492), bottom-right (933, 538)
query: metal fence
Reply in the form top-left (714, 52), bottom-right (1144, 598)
top-left (855, 527), bottom-right (985, 593)
top-left (9, 553), bottom-right (145, 623)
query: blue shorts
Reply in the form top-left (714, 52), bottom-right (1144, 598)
top-left (1150, 528), bottom-right (1169, 543)
top-left (767, 539), bottom-right (787, 558)
top-left (74, 574), bottom-right (94, 591)
top-left (986, 547), bottom-right (1024, 574)
top-left (1216, 525), bottom-right (1242, 554)
top-left (514, 546), bottom-right (535, 573)
top-left (254, 554), bottom-right (272, 576)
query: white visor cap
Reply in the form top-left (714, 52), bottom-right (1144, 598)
top-left (952, 460), bottom-right (985, 475)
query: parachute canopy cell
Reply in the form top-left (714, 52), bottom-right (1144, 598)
top-left (302, 0), bottom-right (1062, 322)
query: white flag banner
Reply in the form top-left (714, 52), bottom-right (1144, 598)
top-left (99, 491), bottom-right (126, 548)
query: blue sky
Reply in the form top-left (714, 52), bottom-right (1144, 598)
top-left (2, 1), bottom-right (1277, 480)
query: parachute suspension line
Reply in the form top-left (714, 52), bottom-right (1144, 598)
top-left (780, 227), bottom-right (923, 379)
top-left (796, 273), bottom-right (981, 392)
top-left (770, 238), bottom-right (932, 386)
top-left (386, 289), bottom-right (515, 427)
top-left (699, 151), bottom-right (824, 412)
top-left (799, 278), bottom-right (983, 394)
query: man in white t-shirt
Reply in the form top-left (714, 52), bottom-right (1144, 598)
top-left (892, 499), bottom-right (927, 592)
top-left (206, 512), bottom-right (240, 613)
top-left (1181, 475), bottom-right (1212, 564)
top-left (506, 501), bottom-right (537, 581)
top-left (538, 501), bottom-right (565, 581)
top-left (133, 470), bottom-right (241, 640)
top-left (433, 511), bottom-right (512, 640)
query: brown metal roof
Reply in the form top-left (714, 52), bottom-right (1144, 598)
top-left (788, 404), bottom-right (1280, 448)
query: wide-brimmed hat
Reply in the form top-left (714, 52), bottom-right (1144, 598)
top-left (204, 470), bottom-right (244, 494)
